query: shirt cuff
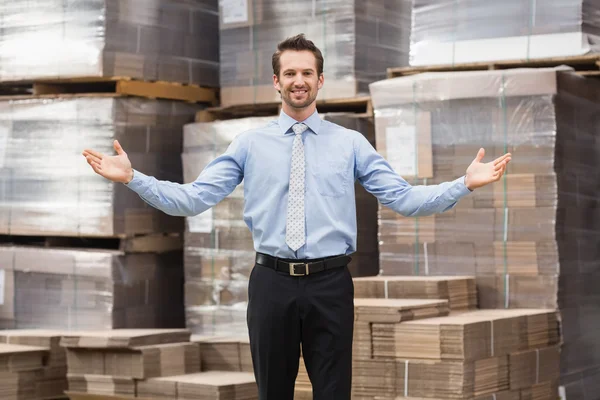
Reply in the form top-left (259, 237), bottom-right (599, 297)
top-left (448, 175), bottom-right (473, 199)
top-left (124, 169), bottom-right (150, 193)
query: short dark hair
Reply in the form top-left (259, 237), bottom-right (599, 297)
top-left (272, 34), bottom-right (324, 78)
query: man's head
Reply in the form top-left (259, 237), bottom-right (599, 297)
top-left (272, 34), bottom-right (324, 111)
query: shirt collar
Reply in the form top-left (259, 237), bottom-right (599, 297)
top-left (278, 109), bottom-right (321, 136)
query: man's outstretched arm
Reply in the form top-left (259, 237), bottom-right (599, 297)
top-left (83, 138), bottom-right (245, 217)
top-left (354, 133), bottom-right (510, 217)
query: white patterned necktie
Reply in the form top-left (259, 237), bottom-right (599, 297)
top-left (285, 122), bottom-right (308, 251)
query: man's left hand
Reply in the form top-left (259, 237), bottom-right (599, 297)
top-left (464, 148), bottom-right (511, 191)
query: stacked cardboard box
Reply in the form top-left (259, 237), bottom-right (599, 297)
top-left (182, 113), bottom-right (379, 335)
top-left (137, 371), bottom-right (258, 400)
top-left (217, 0), bottom-right (411, 106)
top-left (0, 330), bottom-right (70, 399)
top-left (0, 246), bottom-right (184, 330)
top-left (61, 329), bottom-right (258, 400)
top-left (320, 114), bottom-right (380, 278)
top-left (408, 0), bottom-right (600, 66)
top-left (353, 276), bottom-right (477, 310)
top-left (62, 329), bottom-right (192, 395)
top-left (0, 342), bottom-right (51, 399)
top-left (0, 96), bottom-right (202, 237)
top-left (369, 68), bottom-right (600, 399)
top-left (352, 305), bottom-right (561, 400)
top-left (0, 0), bottom-right (219, 86)
top-left (182, 116), bottom-right (270, 336)
top-left (192, 335), bottom-right (252, 373)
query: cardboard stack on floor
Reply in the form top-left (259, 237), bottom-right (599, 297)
top-left (353, 276), bottom-right (478, 310)
top-left (0, 329), bottom-right (71, 399)
top-left (0, 342), bottom-right (50, 399)
top-left (191, 335), bottom-right (252, 373)
top-left (61, 329), bottom-right (258, 400)
top-left (217, 0), bottom-right (411, 106)
top-left (369, 68), bottom-right (600, 398)
top-left (351, 304), bottom-right (561, 400)
top-left (182, 113), bottom-right (380, 335)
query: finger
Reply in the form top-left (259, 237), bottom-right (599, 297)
top-left (113, 140), bottom-right (126, 155)
top-left (87, 158), bottom-right (102, 173)
top-left (85, 154), bottom-right (102, 164)
top-left (493, 153), bottom-right (511, 166)
top-left (494, 158), bottom-right (510, 171)
top-left (474, 148), bottom-right (485, 163)
top-left (83, 149), bottom-right (104, 160)
top-left (494, 163), bottom-right (507, 179)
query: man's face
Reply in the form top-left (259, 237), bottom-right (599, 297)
top-left (273, 50), bottom-right (324, 110)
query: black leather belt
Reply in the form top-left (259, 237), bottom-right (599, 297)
top-left (255, 252), bottom-right (351, 276)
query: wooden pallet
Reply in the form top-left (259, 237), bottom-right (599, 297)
top-left (0, 76), bottom-right (218, 105)
top-left (0, 233), bottom-right (182, 254)
top-left (387, 54), bottom-right (600, 78)
top-left (195, 95), bottom-right (372, 122)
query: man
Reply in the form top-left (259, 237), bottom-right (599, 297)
top-left (83, 34), bottom-right (511, 400)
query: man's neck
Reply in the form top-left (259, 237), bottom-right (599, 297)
top-left (281, 102), bottom-right (317, 122)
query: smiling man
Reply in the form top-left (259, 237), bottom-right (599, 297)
top-left (82, 34), bottom-right (511, 400)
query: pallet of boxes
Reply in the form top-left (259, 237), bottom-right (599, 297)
top-left (0, 0), bottom-right (234, 398)
top-left (363, 1), bottom-right (600, 395)
top-left (348, 277), bottom-right (561, 399)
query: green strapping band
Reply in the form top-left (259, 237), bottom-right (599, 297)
top-left (525, 0), bottom-right (537, 62)
top-left (208, 125), bottom-right (218, 332)
top-left (500, 73), bottom-right (509, 308)
top-left (412, 80), bottom-right (420, 276)
top-left (252, 1), bottom-right (258, 104)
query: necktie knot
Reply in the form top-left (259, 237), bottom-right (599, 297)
top-left (292, 123), bottom-right (308, 135)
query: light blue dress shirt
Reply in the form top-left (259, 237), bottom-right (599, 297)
top-left (126, 110), bottom-right (472, 259)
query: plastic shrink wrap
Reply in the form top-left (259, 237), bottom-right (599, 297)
top-left (218, 0), bottom-right (411, 106)
top-left (0, 96), bottom-right (203, 237)
top-left (0, 245), bottom-right (184, 330)
top-left (409, 0), bottom-right (600, 66)
top-left (0, 0), bottom-right (219, 86)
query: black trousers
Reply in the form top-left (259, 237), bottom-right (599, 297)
top-left (246, 258), bottom-right (354, 400)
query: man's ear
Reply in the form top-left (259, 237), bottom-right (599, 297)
top-left (318, 73), bottom-right (324, 89)
top-left (273, 74), bottom-right (281, 93)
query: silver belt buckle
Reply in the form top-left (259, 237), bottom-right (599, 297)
top-left (289, 262), bottom-right (308, 276)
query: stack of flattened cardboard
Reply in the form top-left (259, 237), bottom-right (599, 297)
top-left (138, 371), bottom-right (257, 399)
top-left (191, 336), bottom-right (251, 372)
top-left (182, 117), bottom-right (271, 337)
top-left (0, 330), bottom-right (69, 399)
top-left (61, 329), bottom-right (195, 396)
top-left (352, 305), bottom-right (561, 399)
top-left (0, 96), bottom-right (202, 238)
top-left (0, 246), bottom-right (184, 330)
top-left (370, 67), bottom-right (600, 398)
top-left (0, 0), bottom-right (220, 86)
top-left (0, 342), bottom-right (49, 399)
top-left (353, 276), bottom-right (477, 310)
top-left (218, 0), bottom-right (410, 106)
top-left (407, 0), bottom-right (600, 66)
top-left (352, 298), bottom-right (450, 399)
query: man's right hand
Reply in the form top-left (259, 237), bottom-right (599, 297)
top-left (82, 140), bottom-right (134, 184)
